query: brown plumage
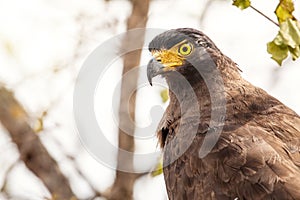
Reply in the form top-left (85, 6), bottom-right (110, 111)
top-left (147, 28), bottom-right (300, 200)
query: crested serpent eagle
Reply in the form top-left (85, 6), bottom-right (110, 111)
top-left (147, 28), bottom-right (300, 200)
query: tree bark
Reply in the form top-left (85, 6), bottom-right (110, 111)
top-left (0, 86), bottom-right (76, 200)
top-left (108, 0), bottom-right (150, 199)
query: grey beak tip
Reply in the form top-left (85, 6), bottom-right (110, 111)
top-left (147, 58), bottom-right (163, 87)
top-left (147, 69), bottom-right (153, 86)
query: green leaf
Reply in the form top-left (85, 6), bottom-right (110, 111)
top-left (267, 19), bottom-right (300, 65)
top-left (275, 0), bottom-right (294, 22)
top-left (33, 118), bottom-right (44, 133)
top-left (151, 158), bottom-right (163, 177)
top-left (232, 0), bottom-right (251, 10)
top-left (273, 33), bottom-right (284, 46)
top-left (279, 19), bottom-right (300, 48)
top-left (289, 45), bottom-right (300, 60)
top-left (160, 89), bottom-right (169, 103)
top-left (267, 38), bottom-right (289, 65)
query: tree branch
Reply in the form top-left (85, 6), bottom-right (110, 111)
top-left (250, 5), bottom-right (279, 27)
top-left (0, 86), bottom-right (76, 200)
top-left (108, 0), bottom-right (150, 199)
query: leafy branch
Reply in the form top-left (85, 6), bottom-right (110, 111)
top-left (232, 0), bottom-right (300, 65)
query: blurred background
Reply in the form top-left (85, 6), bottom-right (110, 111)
top-left (0, 0), bottom-right (299, 199)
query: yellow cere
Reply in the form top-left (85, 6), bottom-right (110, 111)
top-left (151, 41), bottom-right (193, 70)
top-left (152, 49), bottom-right (183, 69)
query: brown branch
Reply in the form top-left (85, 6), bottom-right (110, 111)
top-left (67, 155), bottom-right (109, 199)
top-left (108, 0), bottom-right (150, 200)
top-left (0, 86), bottom-right (76, 200)
top-left (250, 5), bottom-right (279, 27)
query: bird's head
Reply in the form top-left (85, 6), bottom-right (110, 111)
top-left (147, 28), bottom-right (222, 86)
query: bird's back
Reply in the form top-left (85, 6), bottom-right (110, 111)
top-left (162, 80), bottom-right (300, 200)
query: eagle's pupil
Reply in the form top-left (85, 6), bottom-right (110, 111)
top-left (182, 46), bottom-right (188, 52)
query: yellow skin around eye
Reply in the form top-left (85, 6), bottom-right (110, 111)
top-left (151, 41), bottom-right (193, 71)
top-left (179, 43), bottom-right (192, 55)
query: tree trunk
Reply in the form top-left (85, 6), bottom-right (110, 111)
top-left (108, 0), bottom-right (150, 199)
top-left (0, 86), bottom-right (76, 200)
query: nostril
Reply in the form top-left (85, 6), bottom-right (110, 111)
top-left (157, 59), bottom-right (161, 62)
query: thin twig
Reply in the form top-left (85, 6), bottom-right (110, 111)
top-left (250, 5), bottom-right (279, 27)
top-left (199, 0), bottom-right (215, 27)
top-left (0, 159), bottom-right (20, 192)
top-left (71, 158), bottom-right (107, 199)
top-left (45, 135), bottom-right (107, 199)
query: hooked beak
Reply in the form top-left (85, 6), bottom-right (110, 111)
top-left (147, 58), bottom-right (165, 86)
top-left (147, 49), bottom-right (185, 86)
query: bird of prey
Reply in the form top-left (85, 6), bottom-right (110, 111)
top-left (147, 28), bottom-right (300, 200)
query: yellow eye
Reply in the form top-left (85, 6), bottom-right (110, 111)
top-left (178, 43), bottom-right (193, 56)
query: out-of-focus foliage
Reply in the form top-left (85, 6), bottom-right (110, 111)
top-left (275, 0), bottom-right (295, 23)
top-left (160, 89), bottom-right (169, 103)
top-left (232, 0), bottom-right (300, 65)
top-left (33, 111), bottom-right (47, 133)
top-left (151, 157), bottom-right (163, 177)
top-left (3, 40), bottom-right (15, 57)
top-left (232, 0), bottom-right (251, 10)
top-left (268, 19), bottom-right (300, 65)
